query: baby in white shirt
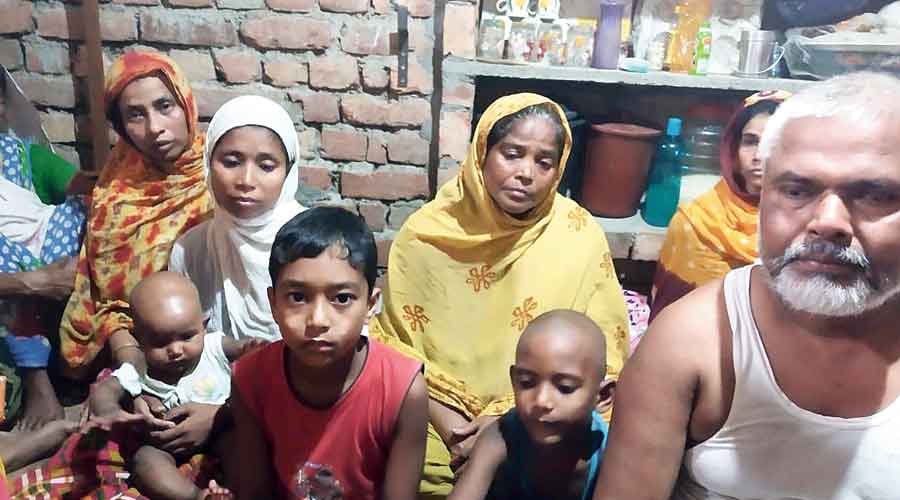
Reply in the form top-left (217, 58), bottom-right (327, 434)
top-left (90, 271), bottom-right (264, 500)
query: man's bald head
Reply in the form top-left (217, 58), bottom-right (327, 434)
top-left (517, 309), bottom-right (607, 379)
top-left (130, 271), bottom-right (204, 343)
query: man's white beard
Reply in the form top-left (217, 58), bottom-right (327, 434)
top-left (762, 240), bottom-right (900, 318)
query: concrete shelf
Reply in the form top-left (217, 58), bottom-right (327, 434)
top-left (444, 58), bottom-right (814, 93)
top-left (595, 214), bottom-right (667, 261)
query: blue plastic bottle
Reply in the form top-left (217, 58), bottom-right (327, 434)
top-left (641, 117), bottom-right (685, 227)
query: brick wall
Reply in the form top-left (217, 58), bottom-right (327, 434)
top-left (0, 0), bottom-right (484, 266)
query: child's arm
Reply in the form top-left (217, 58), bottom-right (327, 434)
top-left (230, 377), bottom-right (275, 499)
top-left (222, 338), bottom-right (269, 363)
top-left (89, 376), bottom-right (127, 417)
top-left (382, 371), bottom-right (428, 500)
top-left (447, 419), bottom-right (508, 500)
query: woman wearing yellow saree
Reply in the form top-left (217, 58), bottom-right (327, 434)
top-left (650, 90), bottom-right (790, 321)
top-left (370, 93), bottom-right (629, 498)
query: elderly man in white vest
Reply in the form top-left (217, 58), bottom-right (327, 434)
top-left (595, 71), bottom-right (900, 499)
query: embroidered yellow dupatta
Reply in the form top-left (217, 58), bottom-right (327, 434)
top-left (370, 93), bottom-right (629, 420)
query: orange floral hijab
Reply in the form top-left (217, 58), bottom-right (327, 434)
top-left (59, 51), bottom-right (212, 372)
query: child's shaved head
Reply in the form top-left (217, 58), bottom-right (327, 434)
top-left (130, 271), bottom-right (207, 382)
top-left (517, 309), bottom-right (607, 379)
top-left (130, 271), bottom-right (203, 342)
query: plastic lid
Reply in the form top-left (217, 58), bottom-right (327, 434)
top-left (666, 117), bottom-right (683, 136)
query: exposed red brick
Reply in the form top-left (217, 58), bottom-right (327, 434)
top-left (24, 41), bottom-right (69, 74)
top-left (141, 11), bottom-right (237, 46)
top-left (443, 2), bottom-right (476, 58)
top-left (386, 130), bottom-right (429, 166)
top-left (53, 144), bottom-right (81, 170)
top-left (36, 6), bottom-right (137, 41)
top-left (289, 91), bottom-right (339, 124)
top-left (341, 167), bottom-right (428, 201)
top-left (166, 0), bottom-right (213, 6)
top-left (193, 82), bottom-right (282, 118)
top-left (372, 0), bottom-right (433, 17)
top-left (321, 127), bottom-right (368, 162)
top-left (41, 111), bottom-right (77, 142)
top-left (443, 79), bottom-right (475, 107)
top-left (169, 49), bottom-right (216, 81)
top-left (340, 19), bottom-right (391, 56)
top-left (440, 110), bottom-right (471, 161)
top-left (389, 57), bottom-right (433, 94)
top-left (387, 98), bottom-right (430, 127)
top-left (406, 0), bottom-right (434, 18)
top-left (0, 39), bottom-right (23, 70)
top-left (320, 0), bottom-right (368, 13)
top-left (213, 49), bottom-right (260, 83)
top-left (241, 15), bottom-right (334, 50)
top-left (309, 53), bottom-right (358, 91)
top-left (437, 164), bottom-right (460, 187)
top-left (358, 201), bottom-right (387, 231)
top-left (297, 128), bottom-right (318, 160)
top-left (409, 19), bottom-right (433, 53)
top-left (217, 0), bottom-right (264, 9)
top-left (0, 0), bottom-right (33, 35)
top-left (361, 59), bottom-right (389, 91)
top-left (340, 94), bottom-right (429, 128)
top-left (72, 45), bottom-right (114, 78)
top-left (388, 201), bottom-right (421, 229)
top-left (375, 235), bottom-right (392, 267)
top-left (265, 0), bottom-right (314, 12)
top-left (264, 57), bottom-right (308, 87)
top-left (13, 72), bottom-right (78, 108)
top-left (366, 132), bottom-right (387, 164)
top-left (299, 164), bottom-right (333, 191)
top-left (372, 0), bottom-right (391, 14)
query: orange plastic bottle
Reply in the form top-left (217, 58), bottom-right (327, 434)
top-left (665, 0), bottom-right (711, 73)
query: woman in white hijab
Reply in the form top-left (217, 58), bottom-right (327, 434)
top-left (169, 95), bottom-right (303, 341)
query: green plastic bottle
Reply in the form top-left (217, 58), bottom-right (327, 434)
top-left (691, 21), bottom-right (712, 76)
top-left (641, 117), bottom-right (685, 227)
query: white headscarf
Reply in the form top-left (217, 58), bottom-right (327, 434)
top-left (204, 96), bottom-right (304, 341)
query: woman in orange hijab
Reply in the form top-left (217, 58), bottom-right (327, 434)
top-left (650, 90), bottom-right (790, 321)
top-left (58, 51), bottom-right (212, 379)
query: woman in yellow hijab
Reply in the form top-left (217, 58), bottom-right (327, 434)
top-left (370, 93), bottom-right (629, 497)
top-left (650, 90), bottom-right (790, 321)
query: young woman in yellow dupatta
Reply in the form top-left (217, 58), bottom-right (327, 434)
top-left (650, 90), bottom-right (790, 321)
top-left (370, 93), bottom-right (629, 498)
top-left (58, 51), bottom-right (212, 380)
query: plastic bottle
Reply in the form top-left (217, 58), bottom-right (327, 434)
top-left (690, 21), bottom-right (712, 75)
top-left (641, 117), bottom-right (685, 227)
top-left (665, 0), bottom-right (711, 73)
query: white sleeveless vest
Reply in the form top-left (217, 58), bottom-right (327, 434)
top-left (672, 265), bottom-right (900, 500)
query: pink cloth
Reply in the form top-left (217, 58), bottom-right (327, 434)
top-left (234, 339), bottom-right (421, 499)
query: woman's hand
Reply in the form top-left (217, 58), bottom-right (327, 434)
top-left (447, 415), bottom-right (501, 473)
top-left (21, 257), bottom-right (77, 301)
top-left (150, 402), bottom-right (221, 457)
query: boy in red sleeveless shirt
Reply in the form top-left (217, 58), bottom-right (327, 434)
top-left (231, 207), bottom-right (428, 500)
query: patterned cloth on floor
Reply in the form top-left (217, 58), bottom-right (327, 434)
top-left (7, 431), bottom-right (215, 500)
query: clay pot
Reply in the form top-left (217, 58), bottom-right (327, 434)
top-left (581, 123), bottom-right (662, 218)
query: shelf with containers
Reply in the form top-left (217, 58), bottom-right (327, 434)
top-left (447, 59), bottom-right (812, 262)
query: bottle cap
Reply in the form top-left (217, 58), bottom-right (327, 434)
top-left (666, 117), bottom-right (683, 136)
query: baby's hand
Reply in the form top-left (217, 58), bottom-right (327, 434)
top-left (198, 480), bottom-right (233, 499)
top-left (136, 394), bottom-right (167, 418)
